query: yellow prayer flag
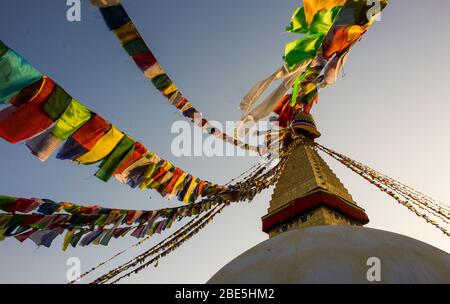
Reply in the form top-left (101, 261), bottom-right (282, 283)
top-left (162, 83), bottom-right (178, 96)
top-left (76, 125), bottom-right (124, 164)
top-left (183, 178), bottom-right (198, 204)
top-left (139, 163), bottom-right (158, 190)
top-left (171, 173), bottom-right (187, 195)
top-left (304, 0), bottom-right (346, 24)
top-left (62, 230), bottom-right (75, 251)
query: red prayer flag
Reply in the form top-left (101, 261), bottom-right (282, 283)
top-left (71, 114), bottom-right (110, 150)
top-left (132, 52), bottom-right (157, 71)
top-left (274, 94), bottom-right (301, 128)
top-left (0, 76), bottom-right (55, 144)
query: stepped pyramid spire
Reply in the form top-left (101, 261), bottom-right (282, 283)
top-left (262, 112), bottom-right (369, 237)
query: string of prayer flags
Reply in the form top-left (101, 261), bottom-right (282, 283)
top-left (92, 205), bottom-right (226, 284)
top-left (313, 142), bottom-right (450, 237)
top-left (238, 0), bottom-right (347, 125)
top-left (89, 143), bottom-right (299, 283)
top-left (287, 0), bottom-right (389, 107)
top-left (0, 195), bottom-right (194, 227)
top-left (90, 1), bottom-right (266, 154)
top-left (0, 143), bottom-right (289, 250)
top-left (240, 0), bottom-right (389, 129)
top-left (237, 59), bottom-right (312, 130)
top-left (93, 140), bottom-right (299, 284)
top-left (284, 0), bottom-right (348, 107)
top-left (0, 41), bottom-right (224, 204)
top-left (70, 214), bottom-right (202, 283)
top-left (0, 195), bottom-right (197, 249)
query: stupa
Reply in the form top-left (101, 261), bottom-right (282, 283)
top-left (208, 111), bottom-right (450, 284)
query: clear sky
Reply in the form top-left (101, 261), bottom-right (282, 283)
top-left (0, 0), bottom-right (449, 283)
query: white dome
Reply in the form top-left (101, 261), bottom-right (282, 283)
top-left (208, 225), bottom-right (450, 284)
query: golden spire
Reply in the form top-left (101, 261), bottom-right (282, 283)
top-left (262, 111), bottom-right (369, 237)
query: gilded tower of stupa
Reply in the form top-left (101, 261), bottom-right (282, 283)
top-left (262, 111), bottom-right (369, 237)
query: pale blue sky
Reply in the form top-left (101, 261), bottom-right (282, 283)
top-left (0, 0), bottom-right (449, 283)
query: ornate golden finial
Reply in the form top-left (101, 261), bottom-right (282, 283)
top-left (290, 110), bottom-right (321, 140)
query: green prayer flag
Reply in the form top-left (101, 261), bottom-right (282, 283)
top-left (43, 85), bottom-right (72, 121)
top-left (51, 99), bottom-right (91, 140)
top-left (309, 6), bottom-right (342, 34)
top-left (95, 136), bottom-right (135, 182)
top-left (290, 76), bottom-right (302, 106)
top-left (286, 7), bottom-right (308, 34)
top-left (290, 67), bottom-right (321, 105)
top-left (284, 33), bottom-right (325, 68)
top-left (151, 74), bottom-right (172, 91)
top-left (287, 6), bottom-right (341, 35)
top-left (0, 48), bottom-right (42, 104)
top-left (123, 38), bottom-right (150, 57)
